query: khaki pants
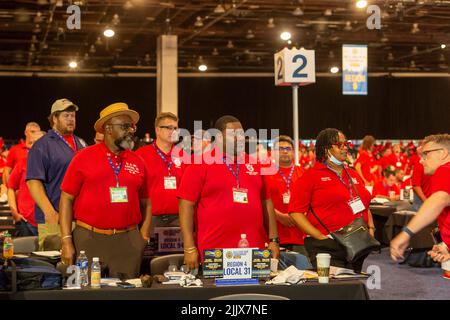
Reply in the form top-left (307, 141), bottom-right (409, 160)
top-left (37, 223), bottom-right (76, 251)
top-left (73, 226), bottom-right (146, 279)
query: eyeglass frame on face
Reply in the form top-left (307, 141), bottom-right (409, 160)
top-left (420, 148), bottom-right (444, 159)
top-left (159, 125), bottom-right (178, 131)
top-left (332, 141), bottom-right (350, 149)
top-left (108, 123), bottom-right (137, 132)
top-left (274, 146), bottom-right (293, 152)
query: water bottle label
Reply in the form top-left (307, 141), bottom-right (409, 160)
top-left (77, 260), bottom-right (88, 269)
top-left (91, 272), bottom-right (101, 288)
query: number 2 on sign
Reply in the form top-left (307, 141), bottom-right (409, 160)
top-left (276, 57), bottom-right (283, 80)
top-left (292, 54), bottom-right (307, 78)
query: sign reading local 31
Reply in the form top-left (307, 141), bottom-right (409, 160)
top-left (274, 47), bottom-right (316, 86)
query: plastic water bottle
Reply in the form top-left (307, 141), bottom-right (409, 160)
top-left (90, 257), bottom-right (101, 289)
top-left (237, 234), bottom-right (249, 248)
top-left (2, 233), bottom-right (14, 259)
top-left (76, 251), bottom-right (89, 287)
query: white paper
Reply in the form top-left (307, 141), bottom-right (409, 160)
top-left (32, 250), bottom-right (61, 258)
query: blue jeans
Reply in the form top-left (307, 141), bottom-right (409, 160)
top-left (14, 220), bottom-right (38, 237)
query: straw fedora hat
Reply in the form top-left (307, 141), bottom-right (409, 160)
top-left (94, 102), bottom-right (140, 133)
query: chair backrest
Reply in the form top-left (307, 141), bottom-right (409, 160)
top-left (12, 236), bottom-right (39, 254)
top-left (150, 254), bottom-right (184, 275)
top-left (210, 293), bottom-right (290, 300)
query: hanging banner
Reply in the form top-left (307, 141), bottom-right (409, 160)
top-left (342, 44), bottom-right (368, 95)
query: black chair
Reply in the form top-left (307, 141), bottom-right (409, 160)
top-left (12, 236), bottom-right (38, 253)
top-left (150, 254), bottom-right (184, 275)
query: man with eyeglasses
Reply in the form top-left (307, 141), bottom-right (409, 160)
top-left (391, 134), bottom-right (450, 264)
top-left (26, 99), bottom-right (87, 249)
top-left (264, 135), bottom-right (307, 255)
top-left (136, 112), bottom-right (187, 250)
top-left (59, 103), bottom-right (151, 278)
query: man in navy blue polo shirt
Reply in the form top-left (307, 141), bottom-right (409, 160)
top-left (26, 98), bottom-right (87, 249)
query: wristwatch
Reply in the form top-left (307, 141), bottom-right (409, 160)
top-left (269, 237), bottom-right (280, 244)
top-left (402, 226), bottom-right (415, 238)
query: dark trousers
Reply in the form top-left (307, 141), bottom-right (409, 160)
top-left (304, 237), bottom-right (368, 273)
top-left (73, 226), bottom-right (145, 279)
top-left (14, 221), bottom-right (38, 237)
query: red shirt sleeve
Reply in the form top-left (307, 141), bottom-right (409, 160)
top-left (411, 163), bottom-right (424, 187)
top-left (5, 147), bottom-right (17, 168)
top-left (177, 164), bottom-right (206, 203)
top-left (60, 154), bottom-right (84, 197)
top-left (288, 171), bottom-right (313, 214)
top-left (7, 163), bottom-right (21, 190)
top-left (431, 165), bottom-right (450, 195)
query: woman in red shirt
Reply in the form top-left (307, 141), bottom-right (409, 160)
top-left (289, 128), bottom-right (375, 272)
top-left (354, 135), bottom-right (378, 186)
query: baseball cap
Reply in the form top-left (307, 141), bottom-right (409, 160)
top-left (50, 99), bottom-right (79, 114)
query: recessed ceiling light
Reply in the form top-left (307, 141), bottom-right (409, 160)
top-left (330, 66), bottom-right (339, 74)
top-left (69, 61), bottom-right (78, 69)
top-left (441, 44), bottom-right (447, 49)
top-left (280, 31), bottom-right (291, 41)
top-left (103, 28), bottom-right (115, 38)
top-left (356, 0), bottom-right (368, 9)
top-left (198, 64), bottom-right (207, 72)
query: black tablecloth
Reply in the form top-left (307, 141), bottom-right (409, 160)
top-left (1, 279), bottom-right (369, 300)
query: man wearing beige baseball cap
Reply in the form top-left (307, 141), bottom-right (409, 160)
top-left (59, 102), bottom-right (151, 279)
top-left (26, 98), bottom-right (87, 250)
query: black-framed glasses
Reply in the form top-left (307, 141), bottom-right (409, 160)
top-left (109, 123), bottom-right (137, 131)
top-left (274, 146), bottom-right (293, 152)
top-left (420, 148), bottom-right (443, 159)
top-left (159, 125), bottom-right (178, 131)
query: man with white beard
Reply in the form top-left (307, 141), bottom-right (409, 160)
top-left (59, 103), bottom-right (151, 279)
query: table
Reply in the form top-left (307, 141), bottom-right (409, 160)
top-left (370, 205), bottom-right (396, 245)
top-left (0, 279), bottom-right (369, 300)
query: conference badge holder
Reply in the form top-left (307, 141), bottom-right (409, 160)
top-left (282, 192), bottom-right (291, 204)
top-left (164, 176), bottom-right (177, 190)
top-left (233, 188), bottom-right (248, 204)
top-left (110, 186), bottom-right (129, 203)
top-left (348, 197), bottom-right (365, 214)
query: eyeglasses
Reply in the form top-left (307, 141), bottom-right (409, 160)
top-left (332, 141), bottom-right (351, 149)
top-left (109, 123), bottom-right (137, 131)
top-left (159, 125), bottom-right (178, 131)
top-left (274, 146), bottom-right (293, 152)
top-left (420, 148), bottom-right (443, 159)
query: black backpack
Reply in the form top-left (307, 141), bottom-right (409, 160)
top-left (0, 257), bottom-right (62, 292)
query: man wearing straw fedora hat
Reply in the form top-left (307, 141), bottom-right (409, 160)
top-left (59, 103), bottom-right (152, 278)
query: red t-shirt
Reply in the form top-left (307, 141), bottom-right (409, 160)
top-left (288, 162), bottom-right (372, 235)
top-left (61, 143), bottom-right (149, 229)
top-left (5, 142), bottom-right (29, 169)
top-left (411, 162), bottom-right (433, 198)
top-left (7, 158), bottom-right (36, 226)
top-left (355, 149), bottom-right (377, 183)
top-left (177, 149), bottom-right (270, 258)
top-left (373, 180), bottom-right (400, 197)
top-left (386, 153), bottom-right (408, 170)
top-left (63, 135), bottom-right (77, 152)
top-left (431, 162), bottom-right (450, 246)
top-left (135, 141), bottom-right (187, 216)
top-left (264, 165), bottom-right (305, 245)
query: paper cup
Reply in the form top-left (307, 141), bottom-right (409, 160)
top-left (442, 260), bottom-right (450, 280)
top-left (270, 258), bottom-right (279, 273)
top-left (316, 253), bottom-right (331, 284)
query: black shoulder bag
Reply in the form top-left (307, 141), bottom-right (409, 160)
top-left (309, 169), bottom-right (380, 263)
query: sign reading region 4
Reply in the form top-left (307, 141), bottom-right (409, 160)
top-left (274, 47), bottom-right (316, 86)
top-left (342, 44), bottom-right (368, 95)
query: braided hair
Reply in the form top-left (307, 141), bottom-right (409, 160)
top-left (315, 128), bottom-right (344, 163)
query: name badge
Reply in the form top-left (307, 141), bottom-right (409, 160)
top-left (233, 188), bottom-right (248, 204)
top-left (164, 176), bottom-right (177, 190)
top-left (282, 192), bottom-right (291, 205)
top-left (348, 197), bottom-right (365, 214)
top-left (396, 161), bottom-right (402, 167)
top-left (110, 187), bottom-right (128, 203)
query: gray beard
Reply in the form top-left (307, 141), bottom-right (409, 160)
top-left (115, 136), bottom-right (135, 151)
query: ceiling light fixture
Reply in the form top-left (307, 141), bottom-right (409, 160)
top-left (356, 0), bottom-right (368, 9)
top-left (226, 40), bottom-right (234, 48)
top-left (69, 61), bottom-right (78, 69)
top-left (441, 44), bottom-right (447, 49)
top-left (280, 31), bottom-right (291, 41)
top-left (267, 18), bottom-right (275, 28)
top-left (411, 23), bottom-right (420, 34)
top-left (103, 28), bottom-right (115, 38)
top-left (292, 7), bottom-right (304, 16)
top-left (344, 21), bottom-right (352, 31)
top-left (194, 16), bottom-right (204, 27)
top-left (198, 64), bottom-right (207, 72)
top-left (246, 29), bottom-right (255, 39)
top-left (324, 9), bottom-right (332, 16)
top-left (214, 4), bottom-right (226, 14)
top-left (330, 66), bottom-right (339, 74)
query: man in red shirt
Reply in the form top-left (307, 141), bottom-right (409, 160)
top-left (135, 112), bottom-right (188, 251)
top-left (354, 135), bottom-right (378, 186)
top-left (264, 135), bottom-right (306, 255)
top-left (2, 122), bottom-right (41, 185)
top-left (391, 134), bottom-right (450, 264)
top-left (178, 115), bottom-right (279, 270)
top-left (7, 131), bottom-right (45, 237)
top-left (387, 144), bottom-right (408, 171)
top-left (60, 103), bottom-right (151, 278)
top-left (411, 161), bottom-right (433, 210)
top-left (372, 167), bottom-right (400, 200)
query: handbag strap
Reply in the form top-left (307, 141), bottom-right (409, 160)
top-left (309, 206), bottom-right (335, 239)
